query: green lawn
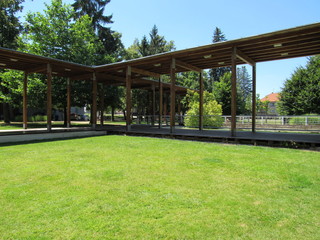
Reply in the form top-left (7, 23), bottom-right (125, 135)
top-left (0, 136), bottom-right (319, 239)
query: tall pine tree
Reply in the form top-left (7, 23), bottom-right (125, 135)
top-left (72, 0), bottom-right (124, 62)
top-left (208, 27), bottom-right (231, 92)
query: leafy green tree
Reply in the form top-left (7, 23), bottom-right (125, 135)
top-left (279, 55), bottom-right (320, 115)
top-left (184, 90), bottom-right (223, 128)
top-left (0, 0), bottom-right (25, 123)
top-left (207, 27), bottom-right (231, 92)
top-left (19, 0), bottom-right (104, 124)
top-left (213, 69), bottom-right (251, 115)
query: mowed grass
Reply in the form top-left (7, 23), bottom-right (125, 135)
top-left (0, 136), bottom-right (319, 239)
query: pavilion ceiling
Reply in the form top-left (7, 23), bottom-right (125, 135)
top-left (0, 22), bottom-right (319, 92)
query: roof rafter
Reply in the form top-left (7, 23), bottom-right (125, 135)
top-left (235, 48), bottom-right (255, 66)
top-left (131, 67), bottom-right (161, 78)
top-left (175, 59), bottom-right (202, 72)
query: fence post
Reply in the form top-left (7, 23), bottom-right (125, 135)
top-left (305, 116), bottom-right (308, 126)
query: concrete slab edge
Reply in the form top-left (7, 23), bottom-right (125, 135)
top-left (0, 131), bottom-right (106, 144)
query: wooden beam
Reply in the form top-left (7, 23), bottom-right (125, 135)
top-left (170, 58), bottom-right (176, 133)
top-left (92, 72), bottom-right (97, 128)
top-left (236, 49), bottom-right (255, 66)
top-left (199, 71), bottom-right (204, 130)
top-left (131, 67), bottom-right (160, 78)
top-left (176, 59), bottom-right (202, 72)
top-left (26, 65), bottom-right (47, 74)
top-left (231, 47), bottom-right (237, 136)
top-left (97, 73), bottom-right (126, 82)
top-left (70, 73), bottom-right (93, 81)
top-left (158, 77), bottom-right (163, 128)
top-left (126, 66), bottom-right (132, 131)
top-left (23, 72), bottom-right (28, 129)
top-left (67, 78), bottom-right (71, 128)
top-left (252, 64), bottom-right (257, 133)
top-left (47, 63), bottom-right (52, 131)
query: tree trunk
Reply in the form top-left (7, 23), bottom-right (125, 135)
top-left (3, 103), bottom-right (10, 124)
top-left (123, 109), bottom-right (126, 120)
top-left (90, 104), bottom-right (93, 124)
top-left (63, 107), bottom-right (67, 127)
top-left (111, 107), bottom-right (115, 122)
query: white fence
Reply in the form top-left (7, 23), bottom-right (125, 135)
top-left (131, 115), bottom-right (320, 131)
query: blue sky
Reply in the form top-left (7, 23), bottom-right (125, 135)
top-left (20, 0), bottom-right (320, 97)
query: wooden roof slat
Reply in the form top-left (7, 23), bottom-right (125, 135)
top-left (131, 67), bottom-right (161, 78)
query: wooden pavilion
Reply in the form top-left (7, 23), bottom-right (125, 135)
top-left (0, 23), bottom-right (320, 137)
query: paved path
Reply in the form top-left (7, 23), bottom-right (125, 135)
top-left (99, 125), bottom-right (320, 145)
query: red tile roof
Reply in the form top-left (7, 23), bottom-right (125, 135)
top-left (261, 93), bottom-right (280, 102)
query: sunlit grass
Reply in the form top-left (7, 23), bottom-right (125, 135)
top-left (0, 136), bottom-right (319, 239)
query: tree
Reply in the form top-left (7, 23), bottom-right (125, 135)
top-left (207, 27), bottom-right (231, 92)
top-left (213, 68), bottom-right (251, 115)
top-left (0, 0), bottom-right (24, 49)
top-left (126, 25), bottom-right (175, 118)
top-left (184, 90), bottom-right (223, 128)
top-left (127, 25), bottom-right (175, 58)
top-left (20, 0), bottom-right (104, 124)
top-left (0, 0), bottom-right (25, 123)
top-left (279, 55), bottom-right (320, 115)
top-left (72, 0), bottom-right (124, 61)
top-left (237, 66), bottom-right (252, 101)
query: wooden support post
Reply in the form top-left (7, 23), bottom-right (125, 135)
top-left (23, 72), bottom-right (28, 130)
top-left (152, 84), bottom-right (156, 126)
top-left (92, 72), bottom-right (97, 129)
top-left (67, 78), bottom-right (71, 128)
top-left (199, 71), bottom-right (204, 131)
top-left (231, 47), bottom-right (237, 137)
top-left (126, 66), bottom-right (132, 131)
top-left (100, 83), bottom-right (105, 126)
top-left (178, 95), bottom-right (182, 125)
top-left (47, 63), bottom-right (52, 131)
top-left (158, 77), bottom-right (163, 128)
top-left (170, 59), bottom-right (176, 133)
top-left (252, 64), bottom-right (256, 133)
top-left (163, 93), bottom-right (167, 125)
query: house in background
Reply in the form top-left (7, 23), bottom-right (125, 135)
top-left (260, 92), bottom-right (280, 115)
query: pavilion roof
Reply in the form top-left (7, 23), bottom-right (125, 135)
top-left (0, 22), bottom-right (319, 93)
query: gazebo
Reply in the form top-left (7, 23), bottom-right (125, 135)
top-left (0, 22), bottom-right (319, 138)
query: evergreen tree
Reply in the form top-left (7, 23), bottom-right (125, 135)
top-left (72, 0), bottom-right (124, 61)
top-left (279, 55), bottom-right (320, 115)
top-left (208, 27), bottom-right (231, 92)
top-left (126, 25), bottom-right (175, 117)
top-left (130, 25), bottom-right (175, 58)
top-left (0, 0), bottom-right (24, 49)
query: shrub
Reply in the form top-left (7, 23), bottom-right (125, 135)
top-left (14, 115), bottom-right (23, 122)
top-left (32, 115), bottom-right (47, 122)
top-left (185, 90), bottom-right (223, 128)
